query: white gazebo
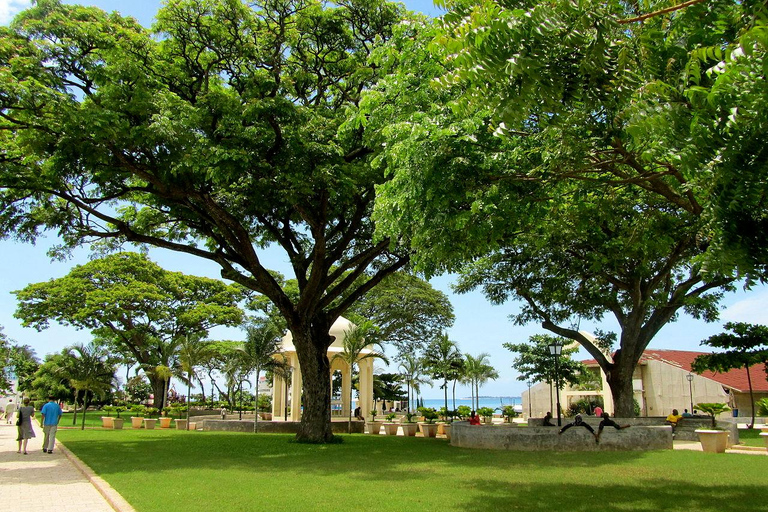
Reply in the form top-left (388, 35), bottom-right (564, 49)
top-left (271, 317), bottom-right (375, 422)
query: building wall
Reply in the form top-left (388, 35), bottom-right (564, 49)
top-left (640, 360), bottom-right (730, 417)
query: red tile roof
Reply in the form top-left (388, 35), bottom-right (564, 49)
top-left (582, 349), bottom-right (768, 393)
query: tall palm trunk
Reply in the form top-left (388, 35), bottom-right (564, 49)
top-left (81, 392), bottom-right (89, 430)
top-left (253, 369), bottom-right (261, 433)
top-left (72, 389), bottom-right (80, 426)
top-left (186, 371), bottom-right (193, 431)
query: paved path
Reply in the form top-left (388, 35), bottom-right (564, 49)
top-left (0, 423), bottom-right (132, 512)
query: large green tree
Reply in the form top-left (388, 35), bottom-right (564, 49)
top-left (366, 6), bottom-right (743, 417)
top-left (0, 0), bottom-right (413, 442)
top-left (692, 322), bottom-right (768, 429)
top-left (346, 272), bottom-right (455, 359)
top-left (434, 0), bottom-right (768, 275)
top-left (13, 252), bottom-right (243, 411)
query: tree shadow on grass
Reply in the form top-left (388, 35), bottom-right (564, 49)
top-left (452, 478), bottom-right (765, 512)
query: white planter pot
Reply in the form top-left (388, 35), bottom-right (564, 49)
top-left (366, 421), bottom-right (382, 434)
top-left (695, 429), bottom-right (729, 453)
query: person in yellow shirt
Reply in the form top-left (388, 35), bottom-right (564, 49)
top-left (665, 409), bottom-right (683, 436)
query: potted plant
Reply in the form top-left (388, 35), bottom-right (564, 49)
top-left (144, 407), bottom-right (159, 429)
top-left (401, 411), bottom-right (418, 436)
top-left (383, 413), bottom-right (399, 436)
top-left (173, 405), bottom-right (188, 429)
top-left (417, 407), bottom-right (439, 438)
top-left (160, 407), bottom-right (173, 428)
top-left (101, 405), bottom-right (115, 428)
top-left (694, 402), bottom-right (731, 453)
top-left (456, 405), bottom-right (471, 420)
top-left (367, 410), bottom-right (382, 435)
top-left (112, 406), bottom-right (126, 429)
top-left (502, 406), bottom-right (518, 425)
top-left (477, 407), bottom-right (495, 424)
top-left (130, 405), bottom-right (146, 429)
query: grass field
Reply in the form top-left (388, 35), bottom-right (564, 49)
top-left (56, 428), bottom-right (768, 512)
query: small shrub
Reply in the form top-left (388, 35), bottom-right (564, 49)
top-left (417, 407), bottom-right (439, 423)
top-left (477, 407), bottom-right (495, 422)
top-left (502, 406), bottom-right (518, 422)
top-left (385, 413), bottom-right (396, 421)
top-left (756, 398), bottom-right (768, 416)
top-left (695, 402), bottom-right (730, 429)
top-left (456, 405), bottom-right (471, 419)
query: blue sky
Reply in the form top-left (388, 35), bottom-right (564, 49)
top-left (1, 0), bottom-right (766, 399)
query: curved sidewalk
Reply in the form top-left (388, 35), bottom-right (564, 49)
top-left (0, 423), bottom-right (134, 512)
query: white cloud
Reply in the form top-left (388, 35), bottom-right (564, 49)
top-left (721, 290), bottom-right (768, 325)
top-left (0, 0), bottom-right (33, 26)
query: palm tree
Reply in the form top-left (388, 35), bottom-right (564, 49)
top-left (332, 322), bottom-right (388, 433)
top-left (177, 333), bottom-right (213, 429)
top-left (399, 353), bottom-right (431, 413)
top-left (462, 353), bottom-right (499, 411)
top-left (57, 343), bottom-right (117, 430)
top-left (422, 333), bottom-right (462, 413)
top-left (237, 320), bottom-right (288, 432)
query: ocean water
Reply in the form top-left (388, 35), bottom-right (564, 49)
top-left (412, 397), bottom-right (521, 411)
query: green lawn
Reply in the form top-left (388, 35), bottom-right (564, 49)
top-left (738, 428), bottom-right (767, 447)
top-left (56, 429), bottom-right (768, 512)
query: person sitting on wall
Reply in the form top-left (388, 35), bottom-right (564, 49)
top-left (682, 409), bottom-right (693, 418)
top-left (542, 412), bottom-right (555, 426)
top-left (559, 414), bottom-right (598, 442)
top-left (354, 406), bottom-right (364, 421)
top-left (468, 410), bottom-right (481, 425)
top-left (665, 409), bottom-right (684, 436)
top-left (595, 412), bottom-right (630, 443)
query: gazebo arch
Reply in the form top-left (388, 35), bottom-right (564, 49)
top-left (271, 317), bottom-right (375, 422)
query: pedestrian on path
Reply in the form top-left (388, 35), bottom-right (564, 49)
top-left (40, 395), bottom-right (62, 454)
top-left (16, 397), bottom-right (35, 455)
top-left (4, 399), bottom-right (15, 424)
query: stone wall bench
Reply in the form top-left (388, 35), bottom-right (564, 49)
top-left (451, 421), bottom-right (672, 451)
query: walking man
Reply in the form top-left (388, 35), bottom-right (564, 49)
top-left (4, 399), bottom-right (15, 424)
top-left (40, 395), bottom-right (63, 454)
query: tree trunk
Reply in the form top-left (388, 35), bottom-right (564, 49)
top-left (606, 358), bottom-right (637, 417)
top-left (291, 322), bottom-right (334, 443)
top-left (746, 364), bottom-right (755, 429)
top-left (452, 380), bottom-right (456, 411)
top-left (81, 394), bottom-right (89, 431)
top-left (443, 378), bottom-right (448, 413)
top-left (254, 369), bottom-right (260, 433)
top-left (72, 389), bottom-right (80, 426)
top-left (149, 374), bottom-right (166, 412)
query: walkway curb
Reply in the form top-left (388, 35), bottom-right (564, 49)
top-left (57, 439), bottom-right (137, 512)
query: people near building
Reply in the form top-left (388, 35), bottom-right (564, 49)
top-left (468, 410), bottom-right (481, 425)
top-left (559, 414), bottom-right (598, 442)
top-left (682, 409), bottom-right (693, 418)
top-left (40, 395), bottom-right (63, 454)
top-left (542, 412), bottom-right (555, 426)
top-left (5, 399), bottom-right (15, 424)
top-left (16, 397), bottom-right (35, 455)
top-left (596, 412), bottom-right (630, 442)
top-left (665, 409), bottom-right (683, 435)
top-left (354, 406), bottom-right (364, 421)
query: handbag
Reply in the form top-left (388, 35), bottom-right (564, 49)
top-left (16, 409), bottom-right (22, 426)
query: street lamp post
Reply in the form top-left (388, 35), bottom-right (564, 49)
top-left (686, 373), bottom-right (694, 414)
top-left (527, 381), bottom-right (532, 419)
top-left (548, 342), bottom-right (563, 426)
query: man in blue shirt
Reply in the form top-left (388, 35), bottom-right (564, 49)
top-left (40, 395), bottom-right (63, 454)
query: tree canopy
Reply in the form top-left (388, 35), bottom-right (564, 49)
top-left (0, 0), bottom-right (414, 443)
top-left (13, 251), bottom-right (243, 410)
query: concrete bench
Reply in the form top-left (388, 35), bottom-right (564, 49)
top-left (451, 421), bottom-right (672, 451)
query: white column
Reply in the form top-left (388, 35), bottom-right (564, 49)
top-left (342, 362), bottom-right (352, 417)
top-left (359, 358), bottom-right (373, 422)
top-left (290, 357), bottom-right (302, 422)
top-left (272, 372), bottom-right (284, 419)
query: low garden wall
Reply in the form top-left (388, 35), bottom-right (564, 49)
top-left (201, 419), bottom-right (365, 434)
top-left (528, 416), bottom-right (739, 443)
top-left (451, 421), bottom-right (672, 451)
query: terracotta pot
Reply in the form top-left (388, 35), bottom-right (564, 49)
top-left (101, 417), bottom-right (114, 428)
top-left (143, 418), bottom-right (157, 430)
top-left (260, 412), bottom-right (272, 421)
top-left (188, 421), bottom-right (198, 430)
top-left (159, 417), bottom-right (172, 428)
top-left (383, 423), bottom-right (399, 436)
top-left (175, 419), bottom-right (188, 430)
top-left (442, 423), bottom-right (451, 440)
top-left (400, 423), bottom-right (417, 437)
top-left (695, 429), bottom-right (729, 453)
top-left (131, 417), bottom-right (144, 429)
top-left (366, 421), bottom-right (382, 434)
top-left (112, 418), bottom-right (124, 430)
